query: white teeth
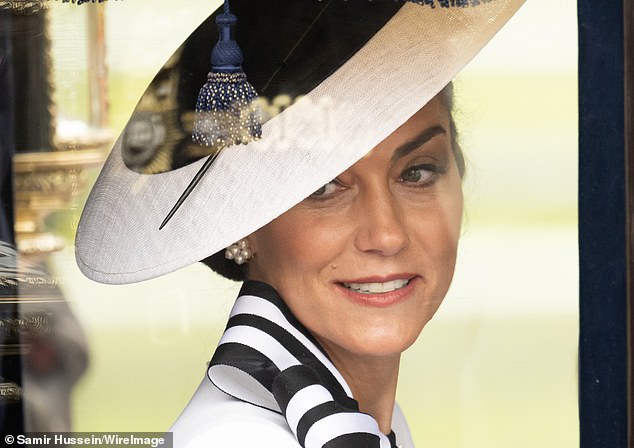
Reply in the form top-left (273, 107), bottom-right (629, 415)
top-left (342, 279), bottom-right (410, 294)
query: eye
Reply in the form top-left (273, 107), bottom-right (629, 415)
top-left (309, 180), bottom-right (342, 199)
top-left (399, 164), bottom-right (439, 185)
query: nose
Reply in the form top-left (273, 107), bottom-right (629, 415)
top-left (353, 185), bottom-right (408, 257)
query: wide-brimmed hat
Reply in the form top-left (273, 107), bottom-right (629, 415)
top-left (76, 0), bottom-right (525, 284)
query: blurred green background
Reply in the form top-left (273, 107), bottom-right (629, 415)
top-left (45, 0), bottom-right (578, 447)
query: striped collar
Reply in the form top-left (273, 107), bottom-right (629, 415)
top-left (208, 280), bottom-right (398, 448)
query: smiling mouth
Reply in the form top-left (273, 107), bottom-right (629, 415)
top-left (341, 278), bottom-right (411, 294)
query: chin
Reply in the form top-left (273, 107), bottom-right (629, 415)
top-left (336, 325), bottom-right (424, 358)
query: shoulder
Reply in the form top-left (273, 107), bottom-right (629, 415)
top-left (170, 377), bottom-right (300, 448)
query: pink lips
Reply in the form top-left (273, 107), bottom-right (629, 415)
top-left (334, 274), bottom-right (420, 308)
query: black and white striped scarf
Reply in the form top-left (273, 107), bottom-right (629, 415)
top-left (207, 281), bottom-right (399, 448)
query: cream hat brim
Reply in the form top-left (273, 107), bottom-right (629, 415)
top-left (76, 1), bottom-right (524, 284)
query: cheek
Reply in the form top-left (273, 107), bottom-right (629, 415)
top-left (439, 187), bottom-right (463, 251)
top-left (436, 178), bottom-right (463, 242)
top-left (411, 186), bottom-right (463, 280)
top-left (437, 188), bottom-right (463, 286)
top-left (252, 213), bottom-right (352, 283)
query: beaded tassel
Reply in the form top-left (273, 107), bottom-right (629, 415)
top-left (161, 0), bottom-right (262, 229)
top-left (192, 0), bottom-right (262, 147)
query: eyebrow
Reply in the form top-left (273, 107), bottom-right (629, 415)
top-left (390, 125), bottom-right (447, 163)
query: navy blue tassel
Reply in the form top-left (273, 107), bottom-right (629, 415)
top-left (192, 0), bottom-right (262, 147)
top-left (161, 0), bottom-right (262, 229)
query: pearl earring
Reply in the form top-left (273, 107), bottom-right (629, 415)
top-left (225, 239), bottom-right (253, 265)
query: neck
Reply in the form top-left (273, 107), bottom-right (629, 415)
top-left (316, 338), bottom-right (401, 434)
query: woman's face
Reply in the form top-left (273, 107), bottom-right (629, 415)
top-left (248, 95), bottom-right (463, 359)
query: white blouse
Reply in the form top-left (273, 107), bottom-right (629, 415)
top-left (170, 377), bottom-right (415, 448)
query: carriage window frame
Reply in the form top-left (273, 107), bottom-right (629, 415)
top-left (579, 0), bottom-right (629, 446)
